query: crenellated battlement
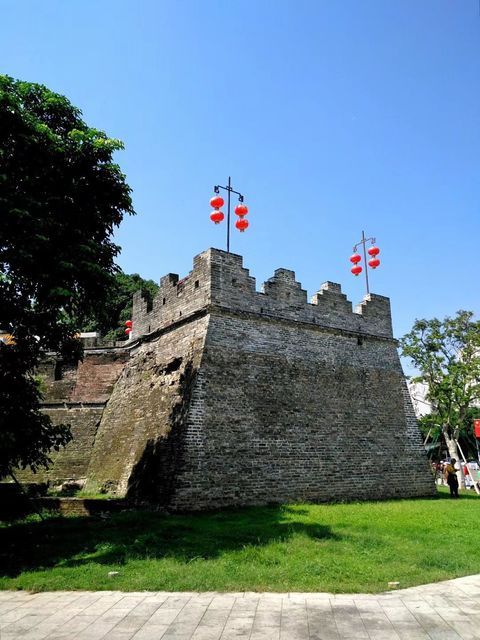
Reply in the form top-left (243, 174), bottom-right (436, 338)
top-left (132, 248), bottom-right (393, 340)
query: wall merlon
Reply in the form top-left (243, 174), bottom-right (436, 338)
top-left (354, 294), bottom-right (393, 338)
top-left (310, 282), bottom-right (354, 331)
top-left (320, 281), bottom-right (342, 293)
top-left (209, 249), bottom-right (257, 307)
top-left (311, 282), bottom-right (350, 307)
top-left (262, 269), bottom-right (308, 307)
top-left (132, 290), bottom-right (148, 317)
top-left (160, 273), bottom-right (179, 287)
top-left (272, 268), bottom-right (297, 283)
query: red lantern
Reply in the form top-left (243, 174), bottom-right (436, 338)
top-left (125, 320), bottom-right (132, 328)
top-left (210, 210), bottom-right (224, 224)
top-left (350, 253), bottom-right (361, 264)
top-left (474, 419), bottom-right (480, 438)
top-left (351, 265), bottom-right (362, 276)
top-left (125, 327), bottom-right (132, 335)
top-left (368, 246), bottom-right (380, 257)
top-left (235, 204), bottom-right (248, 217)
top-left (368, 258), bottom-right (380, 269)
top-left (210, 195), bottom-right (224, 209)
top-left (235, 218), bottom-right (249, 232)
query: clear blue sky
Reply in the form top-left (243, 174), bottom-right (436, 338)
top-left (2, 0), bottom-right (479, 351)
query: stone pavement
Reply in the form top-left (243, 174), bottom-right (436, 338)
top-left (1, 575), bottom-right (480, 640)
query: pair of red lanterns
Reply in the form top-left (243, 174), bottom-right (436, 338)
top-left (210, 195), bottom-right (249, 232)
top-left (349, 246), bottom-right (380, 276)
top-left (124, 320), bottom-right (132, 336)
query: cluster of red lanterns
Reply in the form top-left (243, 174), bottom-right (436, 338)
top-left (349, 245), bottom-right (381, 276)
top-left (125, 319), bottom-right (132, 336)
top-left (209, 196), bottom-right (250, 232)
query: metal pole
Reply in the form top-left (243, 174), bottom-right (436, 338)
top-left (227, 176), bottom-right (231, 253)
top-left (213, 178), bottom-right (244, 253)
top-left (362, 230), bottom-right (370, 295)
top-left (456, 439), bottom-right (480, 495)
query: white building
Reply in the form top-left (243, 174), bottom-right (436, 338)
top-left (407, 380), bottom-right (431, 418)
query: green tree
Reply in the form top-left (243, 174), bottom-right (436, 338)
top-left (401, 311), bottom-right (480, 476)
top-left (82, 271), bottom-right (158, 341)
top-left (0, 75), bottom-right (134, 479)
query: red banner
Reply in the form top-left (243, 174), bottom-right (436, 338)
top-left (474, 419), bottom-right (480, 438)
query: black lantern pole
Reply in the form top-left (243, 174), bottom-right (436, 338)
top-left (350, 231), bottom-right (381, 295)
top-left (213, 177), bottom-right (245, 253)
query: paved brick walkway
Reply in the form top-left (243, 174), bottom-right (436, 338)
top-left (1, 575), bottom-right (480, 639)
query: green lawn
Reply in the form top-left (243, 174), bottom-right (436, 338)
top-left (1, 487), bottom-right (479, 593)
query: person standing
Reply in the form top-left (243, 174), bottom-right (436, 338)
top-left (444, 458), bottom-right (459, 498)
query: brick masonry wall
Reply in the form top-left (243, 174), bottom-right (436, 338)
top-left (84, 315), bottom-right (209, 498)
top-left (132, 252), bottom-right (212, 339)
top-left (166, 310), bottom-right (434, 510)
top-left (37, 347), bottom-right (129, 406)
top-left (15, 407), bottom-right (104, 484)
top-left (0, 490), bottom-right (128, 519)
top-left (17, 347), bottom-right (129, 485)
top-left (84, 305), bottom-right (434, 508)
top-left (71, 351), bottom-right (129, 403)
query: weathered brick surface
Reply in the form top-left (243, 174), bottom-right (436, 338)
top-left (37, 347), bottom-right (129, 405)
top-left (36, 357), bottom-right (78, 402)
top-left (0, 485), bottom-right (126, 518)
top-left (71, 351), bottom-right (129, 403)
top-left (85, 315), bottom-right (209, 498)
top-left (27, 248), bottom-right (434, 507)
top-left (170, 310), bottom-right (434, 509)
top-left (15, 407), bottom-right (104, 484)
top-left (18, 347), bottom-right (129, 485)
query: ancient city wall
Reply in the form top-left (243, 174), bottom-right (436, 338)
top-left (16, 248), bottom-right (434, 507)
top-left (86, 248), bottom-right (433, 508)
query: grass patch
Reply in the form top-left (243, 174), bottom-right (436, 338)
top-left (1, 487), bottom-right (479, 593)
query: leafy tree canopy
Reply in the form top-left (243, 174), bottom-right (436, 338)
top-left (82, 271), bottom-right (159, 341)
top-left (0, 75), bottom-right (134, 478)
top-left (401, 311), bottom-right (480, 461)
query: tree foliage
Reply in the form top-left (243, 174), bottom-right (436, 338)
top-left (0, 75), bottom-right (134, 478)
top-left (82, 271), bottom-right (159, 341)
top-left (401, 311), bottom-right (480, 460)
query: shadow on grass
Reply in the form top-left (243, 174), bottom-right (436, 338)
top-left (0, 505), bottom-right (339, 578)
top-left (433, 487), bottom-right (480, 500)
